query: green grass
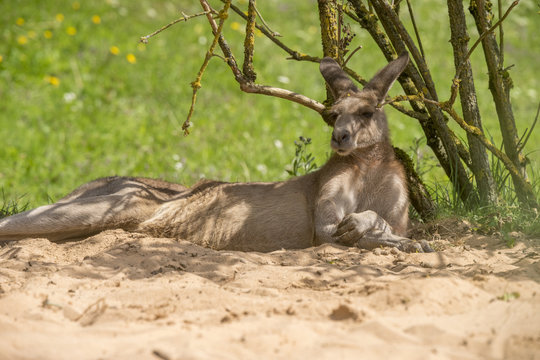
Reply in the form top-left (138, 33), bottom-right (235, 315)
top-left (0, 0), bottom-right (538, 218)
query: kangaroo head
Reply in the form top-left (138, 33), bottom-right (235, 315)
top-left (319, 53), bottom-right (409, 156)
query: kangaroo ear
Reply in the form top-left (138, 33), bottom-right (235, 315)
top-left (319, 57), bottom-right (359, 99)
top-left (365, 52), bottom-right (409, 102)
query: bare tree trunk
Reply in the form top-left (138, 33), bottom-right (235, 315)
top-left (469, 0), bottom-right (531, 205)
top-left (448, 0), bottom-right (498, 205)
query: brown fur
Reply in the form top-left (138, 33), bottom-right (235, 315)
top-left (0, 54), bottom-right (431, 253)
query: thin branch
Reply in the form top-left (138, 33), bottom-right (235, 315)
top-left (405, 0), bottom-right (425, 60)
top-left (139, 10), bottom-right (216, 44)
top-left (517, 102), bottom-right (540, 153)
top-left (253, 3), bottom-right (281, 37)
top-left (342, 45), bottom-right (362, 67)
top-left (377, 94), bottom-right (423, 108)
top-left (183, 1), bottom-right (231, 135)
top-left (498, 0), bottom-right (505, 70)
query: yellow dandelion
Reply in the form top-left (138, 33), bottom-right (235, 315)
top-left (126, 53), bottom-right (136, 64)
top-left (0, 55), bottom-right (3, 63)
top-left (66, 26), bottom-right (77, 36)
top-left (72, 1), bottom-right (80, 10)
top-left (17, 35), bottom-right (28, 45)
top-left (27, 30), bottom-right (37, 39)
top-left (91, 15), bottom-right (101, 24)
top-left (45, 75), bottom-right (60, 87)
top-left (56, 13), bottom-right (64, 23)
top-left (16, 17), bottom-right (25, 26)
top-left (44, 30), bottom-right (53, 39)
top-left (109, 46), bottom-right (120, 55)
top-left (230, 21), bottom-right (241, 31)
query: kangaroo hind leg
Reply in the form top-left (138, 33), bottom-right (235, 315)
top-left (0, 176), bottom-right (185, 242)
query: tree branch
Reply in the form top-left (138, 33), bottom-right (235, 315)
top-left (242, 0), bottom-right (257, 81)
top-left (239, 83), bottom-right (325, 113)
top-left (139, 10), bottom-right (216, 44)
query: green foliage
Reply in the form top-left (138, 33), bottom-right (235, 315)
top-left (286, 136), bottom-right (318, 177)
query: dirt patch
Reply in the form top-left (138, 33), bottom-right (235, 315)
top-left (1, 229), bottom-right (539, 359)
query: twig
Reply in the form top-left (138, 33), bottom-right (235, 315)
top-left (139, 10), bottom-right (215, 44)
top-left (253, 3), bottom-right (281, 37)
top-left (183, 0), bottom-right (232, 135)
top-left (342, 45), bottom-right (362, 67)
top-left (376, 94), bottom-right (424, 108)
top-left (498, 0), bottom-right (505, 70)
top-left (517, 102), bottom-right (540, 153)
top-left (405, 0), bottom-right (425, 60)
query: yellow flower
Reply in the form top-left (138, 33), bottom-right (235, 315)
top-left (27, 30), bottom-right (37, 39)
top-left (91, 15), bottom-right (101, 24)
top-left (66, 26), bottom-right (77, 36)
top-left (55, 13), bottom-right (64, 23)
top-left (109, 46), bottom-right (120, 55)
top-left (44, 30), bottom-right (53, 39)
top-left (0, 55), bottom-right (3, 63)
top-left (72, 1), bottom-right (80, 10)
top-left (16, 17), bottom-right (25, 26)
top-left (230, 21), bottom-right (242, 31)
top-left (126, 53), bottom-right (136, 64)
top-left (17, 35), bottom-right (28, 45)
top-left (45, 75), bottom-right (60, 87)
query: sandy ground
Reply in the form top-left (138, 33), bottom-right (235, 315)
top-left (0, 224), bottom-right (539, 360)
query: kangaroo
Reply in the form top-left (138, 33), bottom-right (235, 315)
top-left (0, 53), bottom-right (432, 253)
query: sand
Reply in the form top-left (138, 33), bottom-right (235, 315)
top-left (0, 224), bottom-right (539, 360)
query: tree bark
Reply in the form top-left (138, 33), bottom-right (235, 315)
top-left (469, 0), bottom-right (532, 205)
top-left (317, 0), bottom-right (341, 105)
top-left (394, 147), bottom-right (437, 221)
top-left (448, 0), bottom-right (498, 205)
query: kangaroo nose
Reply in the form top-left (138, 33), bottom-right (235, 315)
top-left (332, 130), bottom-right (350, 144)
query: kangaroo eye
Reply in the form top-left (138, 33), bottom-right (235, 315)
top-left (361, 111), bottom-right (374, 118)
